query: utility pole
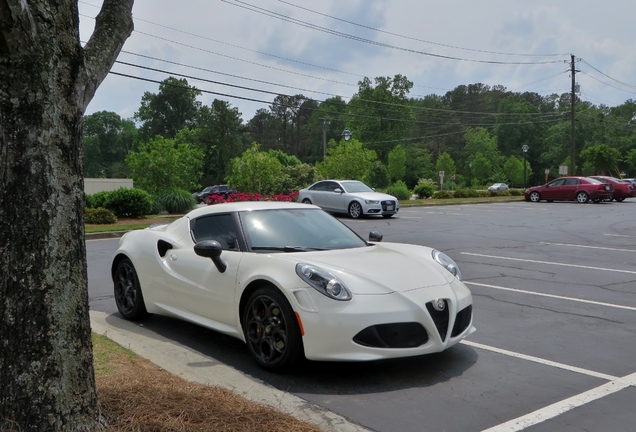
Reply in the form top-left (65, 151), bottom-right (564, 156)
top-left (322, 117), bottom-right (331, 162)
top-left (570, 55), bottom-right (578, 176)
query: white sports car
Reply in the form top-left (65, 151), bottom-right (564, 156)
top-left (112, 201), bottom-right (475, 370)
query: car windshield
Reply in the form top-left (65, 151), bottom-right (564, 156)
top-left (240, 208), bottom-right (368, 252)
top-left (341, 181), bottom-right (373, 193)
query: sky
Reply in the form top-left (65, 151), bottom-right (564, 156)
top-left (79, 0), bottom-right (636, 123)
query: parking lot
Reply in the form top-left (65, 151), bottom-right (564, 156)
top-left (88, 200), bottom-right (636, 432)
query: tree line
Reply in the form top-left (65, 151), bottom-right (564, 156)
top-left (84, 76), bottom-right (636, 193)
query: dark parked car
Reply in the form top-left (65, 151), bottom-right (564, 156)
top-left (589, 176), bottom-right (636, 202)
top-left (524, 176), bottom-right (613, 203)
top-left (193, 185), bottom-right (237, 203)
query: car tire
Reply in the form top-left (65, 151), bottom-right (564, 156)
top-left (348, 201), bottom-right (363, 218)
top-left (529, 191), bottom-right (541, 202)
top-left (243, 286), bottom-right (304, 371)
top-left (615, 198), bottom-right (625, 202)
top-left (576, 192), bottom-right (589, 203)
top-left (114, 258), bottom-right (149, 320)
top-left (302, 198), bottom-right (312, 204)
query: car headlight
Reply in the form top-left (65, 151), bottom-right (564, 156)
top-left (295, 263), bottom-right (352, 301)
top-left (365, 199), bottom-right (379, 204)
top-left (432, 250), bottom-right (462, 280)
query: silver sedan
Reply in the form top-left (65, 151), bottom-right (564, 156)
top-left (297, 180), bottom-right (399, 218)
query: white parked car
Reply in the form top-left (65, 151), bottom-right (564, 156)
top-left (112, 201), bottom-right (475, 370)
top-left (297, 179), bottom-right (399, 218)
top-left (487, 183), bottom-right (509, 191)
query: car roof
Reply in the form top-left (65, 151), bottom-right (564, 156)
top-left (186, 201), bottom-right (317, 219)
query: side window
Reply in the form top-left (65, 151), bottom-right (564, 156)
top-left (326, 181), bottom-right (339, 192)
top-left (565, 179), bottom-right (580, 185)
top-left (549, 179), bottom-right (565, 187)
top-left (190, 214), bottom-right (239, 250)
top-left (310, 182), bottom-right (327, 191)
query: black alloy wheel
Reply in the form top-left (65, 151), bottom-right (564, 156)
top-left (114, 258), bottom-right (148, 320)
top-left (243, 287), bottom-right (303, 370)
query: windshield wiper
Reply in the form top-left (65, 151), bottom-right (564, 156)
top-left (251, 246), bottom-right (327, 252)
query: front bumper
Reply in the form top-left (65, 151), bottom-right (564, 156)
top-left (363, 200), bottom-right (400, 216)
top-left (290, 278), bottom-right (474, 361)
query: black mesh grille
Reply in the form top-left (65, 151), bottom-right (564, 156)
top-left (353, 322), bottom-right (428, 348)
top-left (381, 200), bottom-right (397, 211)
top-left (451, 305), bottom-right (473, 337)
top-left (426, 301), bottom-right (450, 341)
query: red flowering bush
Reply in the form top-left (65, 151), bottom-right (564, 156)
top-left (203, 191), bottom-right (299, 205)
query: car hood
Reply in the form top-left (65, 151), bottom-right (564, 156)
top-left (278, 242), bottom-right (455, 295)
top-left (346, 191), bottom-right (397, 202)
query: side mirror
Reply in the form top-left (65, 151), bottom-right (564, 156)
top-left (194, 240), bottom-right (227, 273)
top-left (368, 231), bottom-right (383, 242)
top-left (333, 188), bottom-right (343, 194)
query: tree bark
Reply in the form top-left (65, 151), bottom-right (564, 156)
top-left (0, 1), bottom-right (133, 430)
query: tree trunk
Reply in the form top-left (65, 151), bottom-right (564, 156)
top-left (0, 1), bottom-right (133, 430)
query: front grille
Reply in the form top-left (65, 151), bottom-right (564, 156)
top-left (451, 305), bottom-right (473, 337)
top-left (353, 322), bottom-right (428, 348)
top-left (381, 200), bottom-right (397, 211)
top-left (426, 301), bottom-right (450, 341)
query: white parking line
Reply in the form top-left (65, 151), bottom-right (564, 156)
top-left (461, 340), bottom-right (617, 381)
top-left (466, 282), bottom-right (636, 312)
top-left (481, 372), bottom-right (636, 431)
top-left (461, 252), bottom-right (636, 275)
top-left (604, 233), bottom-right (634, 238)
top-left (540, 242), bottom-right (636, 253)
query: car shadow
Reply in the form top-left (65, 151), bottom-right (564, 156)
top-left (105, 313), bottom-right (478, 396)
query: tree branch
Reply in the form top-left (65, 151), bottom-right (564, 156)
top-left (78, 0), bottom-right (134, 110)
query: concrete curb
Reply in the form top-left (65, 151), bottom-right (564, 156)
top-left (90, 311), bottom-right (371, 432)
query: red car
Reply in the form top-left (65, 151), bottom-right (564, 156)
top-left (524, 176), bottom-right (613, 203)
top-left (589, 176), bottom-right (636, 202)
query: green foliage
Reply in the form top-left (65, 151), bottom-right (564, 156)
top-left (126, 133), bottom-right (204, 194)
top-left (85, 207), bottom-right (117, 224)
top-left (579, 144), bottom-right (622, 175)
top-left (226, 143), bottom-right (284, 194)
top-left (435, 152), bottom-right (456, 178)
top-left (387, 145), bottom-right (407, 182)
top-left (433, 190), bottom-right (454, 199)
top-left (454, 189), bottom-right (479, 198)
top-left (364, 162), bottom-right (390, 189)
top-left (385, 180), bottom-right (411, 200)
top-left (89, 191), bottom-right (111, 209)
top-left (413, 183), bottom-right (434, 198)
top-left (509, 189), bottom-right (523, 196)
top-left (106, 187), bottom-right (153, 218)
top-left (135, 77), bottom-right (202, 140)
top-left (319, 138), bottom-right (377, 180)
top-left (280, 163), bottom-right (317, 193)
top-left (154, 189), bottom-right (197, 214)
top-left (471, 153), bottom-right (492, 184)
top-left (503, 156), bottom-right (524, 187)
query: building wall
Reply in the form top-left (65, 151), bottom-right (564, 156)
top-left (84, 178), bottom-right (133, 194)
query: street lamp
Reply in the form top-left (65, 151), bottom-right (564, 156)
top-left (341, 129), bottom-right (352, 141)
top-left (522, 145), bottom-right (529, 188)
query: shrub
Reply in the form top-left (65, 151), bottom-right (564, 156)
top-left (85, 192), bottom-right (96, 209)
top-left (453, 188), bottom-right (479, 198)
top-left (509, 188), bottom-right (523, 196)
top-left (433, 190), bottom-right (454, 199)
top-left (106, 187), bottom-right (153, 218)
top-left (154, 189), bottom-right (197, 214)
top-left (89, 190), bottom-right (112, 209)
top-left (385, 180), bottom-right (411, 200)
top-left (413, 183), bottom-right (435, 199)
top-left (85, 207), bottom-right (117, 224)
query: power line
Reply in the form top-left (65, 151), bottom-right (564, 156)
top-left (222, 0), bottom-right (566, 65)
top-left (277, 0), bottom-right (569, 58)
